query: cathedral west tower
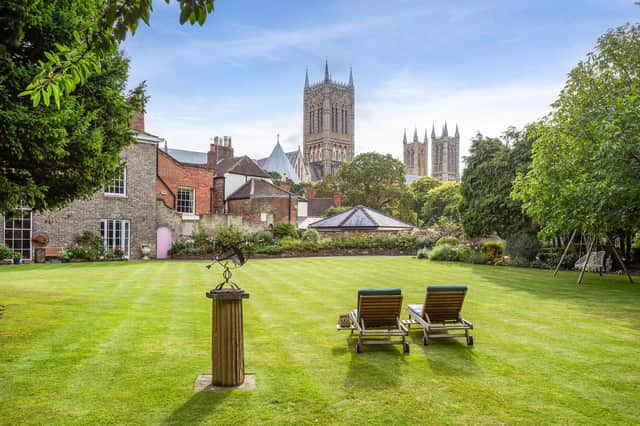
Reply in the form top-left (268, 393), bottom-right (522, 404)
top-left (431, 123), bottom-right (460, 182)
top-left (303, 61), bottom-right (355, 181)
top-left (403, 128), bottom-right (428, 176)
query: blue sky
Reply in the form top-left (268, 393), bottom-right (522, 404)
top-left (122, 0), bottom-right (639, 163)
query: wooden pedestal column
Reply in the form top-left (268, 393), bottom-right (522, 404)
top-left (206, 288), bottom-right (250, 387)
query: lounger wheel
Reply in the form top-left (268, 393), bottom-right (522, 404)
top-left (403, 342), bottom-right (410, 353)
top-left (467, 335), bottom-right (474, 346)
top-left (356, 342), bottom-right (362, 353)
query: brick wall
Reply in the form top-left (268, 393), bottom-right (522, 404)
top-left (227, 196), bottom-right (298, 225)
top-left (157, 150), bottom-right (214, 215)
top-left (28, 141), bottom-right (159, 259)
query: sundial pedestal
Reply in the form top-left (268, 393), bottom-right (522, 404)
top-left (206, 287), bottom-right (250, 387)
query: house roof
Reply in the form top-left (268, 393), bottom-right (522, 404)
top-left (166, 148), bottom-right (208, 164)
top-left (310, 205), bottom-right (414, 231)
top-left (260, 142), bottom-right (301, 183)
top-left (227, 178), bottom-right (297, 200)
top-left (215, 156), bottom-right (271, 178)
top-left (285, 150), bottom-right (299, 164)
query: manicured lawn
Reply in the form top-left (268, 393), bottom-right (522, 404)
top-left (0, 258), bottom-right (638, 425)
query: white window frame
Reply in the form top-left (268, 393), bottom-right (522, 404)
top-left (105, 166), bottom-right (127, 196)
top-left (177, 187), bottom-right (195, 215)
top-left (100, 219), bottom-right (130, 258)
top-left (3, 209), bottom-right (32, 260)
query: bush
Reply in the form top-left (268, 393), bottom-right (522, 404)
top-left (0, 244), bottom-right (13, 260)
top-left (324, 206), bottom-right (351, 217)
top-left (416, 248), bottom-right (429, 259)
top-left (253, 231), bottom-right (274, 245)
top-left (467, 251), bottom-right (489, 264)
top-left (69, 231), bottom-right (105, 260)
top-left (481, 241), bottom-right (504, 264)
top-left (505, 256), bottom-right (530, 267)
top-left (429, 244), bottom-right (457, 261)
top-left (254, 244), bottom-right (283, 254)
top-left (273, 222), bottom-right (298, 240)
top-left (506, 233), bottom-right (541, 260)
top-left (168, 238), bottom-right (199, 256)
top-left (302, 229), bottom-right (320, 242)
top-left (436, 236), bottom-right (460, 247)
top-left (214, 226), bottom-right (244, 251)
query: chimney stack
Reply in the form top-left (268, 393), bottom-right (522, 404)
top-left (306, 186), bottom-right (316, 199)
top-left (332, 191), bottom-right (342, 208)
top-left (130, 110), bottom-right (145, 133)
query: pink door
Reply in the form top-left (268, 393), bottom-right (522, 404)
top-left (156, 226), bottom-right (172, 259)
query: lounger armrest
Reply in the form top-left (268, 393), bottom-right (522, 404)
top-left (462, 318), bottom-right (473, 329)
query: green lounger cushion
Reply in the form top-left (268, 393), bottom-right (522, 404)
top-left (358, 288), bottom-right (401, 297)
top-left (426, 285), bottom-right (467, 292)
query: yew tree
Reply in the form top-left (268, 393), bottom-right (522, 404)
top-left (512, 24), bottom-right (640, 238)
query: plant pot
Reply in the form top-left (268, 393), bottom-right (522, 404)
top-left (60, 258), bottom-right (69, 264)
top-left (13, 258), bottom-right (21, 264)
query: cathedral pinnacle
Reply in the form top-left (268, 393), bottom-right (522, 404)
top-left (403, 129), bottom-right (407, 144)
top-left (305, 68), bottom-right (309, 88)
top-left (324, 59), bottom-right (330, 83)
top-left (424, 129), bottom-right (428, 143)
top-left (454, 123), bottom-right (459, 138)
top-left (431, 124), bottom-right (436, 139)
top-left (348, 66), bottom-right (353, 87)
top-left (442, 122), bottom-right (449, 137)
top-left (413, 128), bottom-right (419, 143)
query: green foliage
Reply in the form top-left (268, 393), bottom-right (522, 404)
top-left (409, 176), bottom-right (442, 226)
top-left (68, 231), bottom-right (105, 260)
top-left (506, 233), bottom-right (542, 260)
top-left (505, 257), bottom-right (531, 268)
top-left (302, 229), bottom-right (320, 242)
top-left (251, 231), bottom-right (274, 245)
top-left (459, 130), bottom-right (536, 239)
top-left (435, 236), bottom-right (460, 247)
top-left (191, 228), bottom-right (214, 254)
top-left (428, 244), bottom-right (457, 261)
top-left (253, 244), bottom-right (283, 255)
top-left (0, 245), bottom-right (13, 260)
top-left (421, 182), bottom-right (461, 226)
top-left (324, 206), bottom-right (351, 217)
top-left (433, 216), bottom-right (463, 238)
top-left (268, 171), bottom-right (283, 186)
top-left (214, 226), bottom-right (244, 251)
top-left (273, 222), bottom-right (298, 240)
top-left (0, 0), bottom-right (145, 214)
top-left (58, 249), bottom-right (71, 260)
top-left (416, 248), bottom-right (430, 259)
top-left (338, 153), bottom-right (407, 215)
top-left (313, 176), bottom-right (338, 197)
top-left (481, 241), bottom-right (504, 264)
top-left (513, 24), bottom-right (640, 238)
top-left (20, 0), bottom-right (215, 107)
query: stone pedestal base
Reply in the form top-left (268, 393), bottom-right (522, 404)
top-left (195, 374), bottom-right (256, 392)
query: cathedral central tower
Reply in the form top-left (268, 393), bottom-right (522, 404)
top-left (303, 61), bottom-right (355, 181)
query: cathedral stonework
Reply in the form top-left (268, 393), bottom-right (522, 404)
top-left (431, 123), bottom-right (460, 182)
top-left (303, 61), bottom-right (355, 181)
top-left (403, 128), bottom-right (428, 176)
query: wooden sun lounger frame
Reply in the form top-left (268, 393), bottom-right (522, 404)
top-left (337, 289), bottom-right (409, 353)
top-left (403, 285), bottom-right (474, 346)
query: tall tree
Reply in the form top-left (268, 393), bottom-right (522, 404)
top-left (459, 130), bottom-right (535, 238)
top-left (409, 176), bottom-right (442, 226)
top-left (0, 0), bottom-right (140, 213)
top-left (338, 153), bottom-right (407, 214)
top-left (421, 182), bottom-right (461, 225)
top-left (512, 24), bottom-right (640, 239)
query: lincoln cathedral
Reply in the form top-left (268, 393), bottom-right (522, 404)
top-left (403, 123), bottom-right (460, 182)
top-left (303, 61), bottom-right (355, 181)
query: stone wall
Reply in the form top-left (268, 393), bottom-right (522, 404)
top-left (30, 142), bottom-right (158, 259)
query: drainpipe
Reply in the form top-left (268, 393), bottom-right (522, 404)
top-left (288, 194), bottom-right (292, 223)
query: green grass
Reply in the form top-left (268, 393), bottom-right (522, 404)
top-left (0, 258), bottom-right (639, 425)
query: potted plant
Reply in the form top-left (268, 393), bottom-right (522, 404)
top-left (13, 251), bottom-right (22, 264)
top-left (59, 249), bottom-right (70, 264)
top-left (113, 247), bottom-right (125, 259)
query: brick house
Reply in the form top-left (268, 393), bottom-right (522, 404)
top-left (226, 179), bottom-right (301, 226)
top-left (0, 113), bottom-right (162, 261)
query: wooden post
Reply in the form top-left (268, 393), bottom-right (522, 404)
top-left (607, 235), bottom-right (634, 284)
top-left (554, 230), bottom-right (576, 278)
top-left (207, 288), bottom-right (250, 387)
top-left (577, 236), bottom-right (595, 285)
